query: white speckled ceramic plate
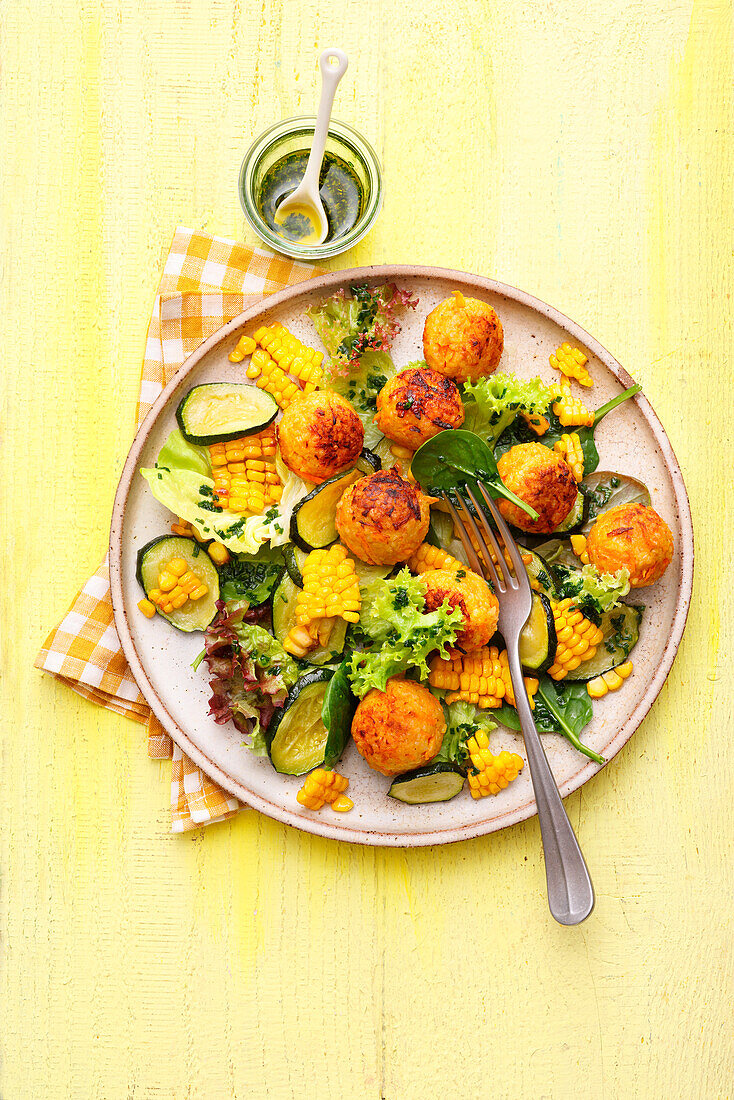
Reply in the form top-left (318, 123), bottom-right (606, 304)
top-left (109, 266), bottom-right (693, 846)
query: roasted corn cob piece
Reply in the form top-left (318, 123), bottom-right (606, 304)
top-left (208, 427), bottom-right (281, 514)
top-left (284, 546), bottom-right (362, 656)
top-left (254, 322), bottom-right (324, 393)
top-left (407, 542), bottom-right (464, 575)
top-left (552, 378), bottom-right (595, 428)
top-left (228, 335), bottom-right (257, 362)
top-left (389, 442), bottom-right (415, 479)
top-left (466, 730), bottom-right (524, 799)
top-left (429, 646), bottom-right (538, 710)
top-left (297, 768), bottom-right (352, 811)
top-left (147, 558), bottom-right (209, 614)
top-left (547, 598), bottom-right (604, 680)
top-left (550, 342), bottom-right (593, 387)
top-left (246, 346), bottom-right (301, 408)
top-left (553, 432), bottom-right (585, 481)
top-left (570, 533), bottom-right (590, 565)
top-left (587, 661), bottom-right (633, 698)
top-left (520, 410), bottom-right (550, 436)
top-left (170, 516), bottom-right (208, 542)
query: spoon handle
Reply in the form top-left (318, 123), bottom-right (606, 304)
top-left (300, 48), bottom-right (349, 193)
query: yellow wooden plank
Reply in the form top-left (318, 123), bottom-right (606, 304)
top-left (1, 0), bottom-right (732, 1097)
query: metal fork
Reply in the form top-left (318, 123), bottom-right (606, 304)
top-left (445, 483), bottom-right (595, 925)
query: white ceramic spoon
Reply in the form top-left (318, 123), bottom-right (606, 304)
top-left (273, 48), bottom-right (349, 245)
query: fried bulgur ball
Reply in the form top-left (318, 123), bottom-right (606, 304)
top-left (351, 677), bottom-right (446, 777)
top-left (423, 290), bottom-right (504, 384)
top-left (374, 367), bottom-right (465, 449)
top-left (421, 568), bottom-right (499, 654)
top-left (586, 503), bottom-right (673, 588)
top-left (276, 390), bottom-right (364, 484)
top-left (335, 468), bottom-right (433, 565)
top-left (496, 442), bottom-right (578, 534)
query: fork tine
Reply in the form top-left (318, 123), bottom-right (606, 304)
top-left (441, 493), bottom-right (489, 581)
top-left (475, 481), bottom-right (528, 582)
top-left (453, 489), bottom-right (504, 593)
top-left (464, 484), bottom-right (516, 590)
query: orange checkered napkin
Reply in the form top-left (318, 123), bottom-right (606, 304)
top-left (36, 227), bottom-right (321, 832)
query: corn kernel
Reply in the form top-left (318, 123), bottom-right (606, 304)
top-left (137, 598), bottom-right (156, 618)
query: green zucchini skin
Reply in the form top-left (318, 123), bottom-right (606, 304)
top-left (175, 382), bottom-right (278, 444)
top-left (321, 659), bottom-right (357, 768)
top-left (356, 447), bottom-right (382, 473)
top-left (268, 668), bottom-right (335, 775)
top-left (289, 467), bottom-right (362, 552)
top-left (283, 545), bottom-right (308, 588)
top-left (522, 548), bottom-right (557, 597)
top-left (518, 591), bottom-right (557, 673)
top-left (564, 603), bottom-right (642, 681)
top-left (136, 535), bottom-right (219, 632)
top-left (388, 762), bottom-right (466, 804)
top-left (552, 489), bottom-right (586, 534)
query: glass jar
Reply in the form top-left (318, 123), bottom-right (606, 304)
top-left (239, 116), bottom-right (383, 261)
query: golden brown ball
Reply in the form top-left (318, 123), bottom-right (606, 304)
top-left (421, 567), bottom-right (499, 654)
top-left (586, 503), bottom-right (673, 588)
top-left (277, 390), bottom-right (364, 484)
top-left (335, 468), bottom-right (433, 565)
top-left (423, 290), bottom-right (504, 384)
top-left (374, 367), bottom-right (465, 449)
top-left (351, 677), bottom-right (446, 777)
top-left (496, 442), bottom-right (578, 534)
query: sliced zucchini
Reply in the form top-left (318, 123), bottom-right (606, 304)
top-left (518, 592), bottom-right (557, 672)
top-left (268, 669), bottom-right (334, 775)
top-left (565, 603), bottom-right (642, 681)
top-left (581, 471), bottom-right (652, 534)
top-left (388, 762), bottom-right (466, 804)
top-left (176, 383), bottom-right (278, 444)
top-left (290, 467), bottom-right (363, 552)
top-left (553, 489), bottom-right (586, 534)
top-left (283, 544), bottom-right (308, 588)
top-left (136, 535), bottom-right (219, 632)
top-left (522, 548), bottom-right (557, 597)
top-left (532, 538), bottom-right (582, 572)
top-left (271, 572), bottom-right (347, 665)
top-left (357, 447), bottom-right (382, 473)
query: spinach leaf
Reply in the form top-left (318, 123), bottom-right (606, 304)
top-left (494, 678), bottom-right (604, 765)
top-left (411, 429), bottom-right (539, 519)
top-left (541, 384), bottom-right (642, 476)
top-left (322, 659), bottom-right (357, 767)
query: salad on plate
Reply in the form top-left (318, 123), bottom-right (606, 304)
top-left (136, 284), bottom-right (674, 813)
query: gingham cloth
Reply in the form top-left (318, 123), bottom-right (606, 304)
top-left (36, 227), bottom-right (321, 831)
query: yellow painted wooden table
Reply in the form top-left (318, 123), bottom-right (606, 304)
top-left (2, 1), bottom-right (732, 1096)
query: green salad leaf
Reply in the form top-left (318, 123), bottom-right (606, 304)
top-left (326, 348), bottom-right (397, 449)
top-left (555, 562), bottom-right (630, 619)
top-left (140, 430), bottom-right (270, 554)
top-left (348, 569), bottom-right (463, 698)
top-left (411, 429), bottom-right (539, 519)
top-left (229, 620), bottom-right (299, 688)
top-left (494, 677), bottom-right (603, 765)
top-left (307, 282), bottom-right (417, 371)
top-left (435, 700), bottom-right (497, 770)
top-left (462, 373), bottom-right (557, 447)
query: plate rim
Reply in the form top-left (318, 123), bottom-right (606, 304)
top-left (109, 263), bottom-right (694, 846)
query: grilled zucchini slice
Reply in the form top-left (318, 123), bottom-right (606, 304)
top-left (271, 573), bottom-right (347, 665)
top-left (522, 548), bottom-right (557, 597)
top-left (357, 447), bottom-right (382, 473)
top-left (518, 591), bottom-right (557, 672)
top-left (268, 670), bottom-right (334, 775)
top-left (136, 536), bottom-right (219, 632)
top-left (553, 489), bottom-right (586, 534)
top-left (176, 383), bottom-right (278, 444)
top-left (283, 545), bottom-right (309, 588)
top-left (388, 762), bottom-right (466, 804)
top-left (564, 603), bottom-right (642, 681)
top-left (290, 467), bottom-right (363, 552)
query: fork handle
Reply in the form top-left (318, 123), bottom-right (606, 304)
top-left (506, 646), bottom-right (595, 925)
